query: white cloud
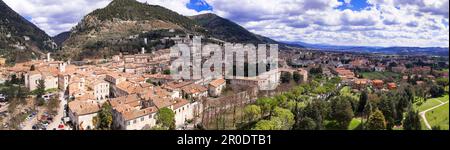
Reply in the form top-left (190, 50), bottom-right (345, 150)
top-left (4, 0), bottom-right (112, 36)
top-left (3, 0), bottom-right (206, 36)
top-left (3, 0), bottom-right (449, 47)
top-left (205, 0), bottom-right (449, 47)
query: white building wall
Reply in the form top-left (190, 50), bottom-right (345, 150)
top-left (125, 113), bottom-right (157, 130)
top-left (174, 103), bottom-right (195, 128)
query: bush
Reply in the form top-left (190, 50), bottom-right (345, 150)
top-left (36, 98), bottom-right (45, 106)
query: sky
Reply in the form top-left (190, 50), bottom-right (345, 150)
top-left (3, 0), bottom-right (449, 47)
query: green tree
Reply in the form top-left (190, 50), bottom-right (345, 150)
top-left (252, 120), bottom-right (277, 130)
top-left (281, 72), bottom-right (292, 83)
top-left (366, 109), bottom-right (386, 130)
top-left (146, 79), bottom-right (153, 84)
top-left (256, 97), bottom-right (277, 118)
top-left (273, 107), bottom-right (295, 130)
top-left (293, 71), bottom-right (303, 83)
top-left (93, 103), bottom-right (113, 130)
top-left (274, 94), bottom-right (288, 108)
top-left (403, 109), bottom-right (421, 130)
top-left (357, 90), bottom-right (368, 115)
top-left (295, 117), bottom-right (317, 130)
top-left (430, 84), bottom-right (445, 98)
top-left (310, 67), bottom-right (323, 75)
top-left (35, 98), bottom-right (45, 106)
top-left (19, 74), bottom-right (25, 84)
top-left (163, 69), bottom-right (171, 75)
top-left (436, 77), bottom-right (449, 87)
top-left (331, 96), bottom-right (354, 129)
top-left (304, 100), bottom-right (329, 129)
top-left (10, 74), bottom-right (18, 84)
top-left (156, 107), bottom-right (175, 130)
top-left (46, 97), bottom-right (60, 115)
top-left (378, 94), bottom-right (396, 130)
top-left (244, 105), bottom-right (261, 123)
top-left (35, 79), bottom-right (46, 97)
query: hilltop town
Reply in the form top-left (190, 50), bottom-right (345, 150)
top-left (0, 0), bottom-right (448, 131)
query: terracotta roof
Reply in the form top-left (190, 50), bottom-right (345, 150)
top-left (182, 84), bottom-right (208, 94)
top-left (68, 100), bottom-right (100, 116)
top-left (173, 98), bottom-right (189, 110)
top-left (151, 96), bottom-right (173, 109)
top-left (76, 93), bottom-right (95, 101)
top-left (140, 87), bottom-right (170, 100)
top-left (163, 81), bottom-right (193, 90)
top-left (209, 78), bottom-right (226, 88)
top-left (144, 73), bottom-right (172, 80)
top-left (117, 81), bottom-right (147, 94)
top-left (121, 106), bottom-right (157, 121)
top-left (372, 80), bottom-right (384, 84)
top-left (110, 94), bottom-right (141, 108)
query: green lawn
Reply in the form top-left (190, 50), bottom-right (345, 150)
top-left (425, 103), bottom-right (449, 130)
top-left (414, 96), bottom-right (447, 112)
top-left (361, 71), bottom-right (401, 80)
top-left (415, 95), bottom-right (449, 130)
top-left (439, 95), bottom-right (449, 103)
top-left (348, 118), bottom-right (362, 130)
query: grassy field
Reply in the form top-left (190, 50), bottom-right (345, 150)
top-left (414, 95), bottom-right (449, 130)
top-left (348, 118), bottom-right (362, 130)
top-left (414, 95), bottom-right (448, 112)
top-left (361, 71), bottom-right (401, 80)
top-left (439, 95), bottom-right (449, 103)
top-left (425, 103), bottom-right (449, 130)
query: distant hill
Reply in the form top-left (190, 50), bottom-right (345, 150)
top-left (53, 31), bottom-right (71, 46)
top-left (189, 13), bottom-right (276, 44)
top-left (0, 0), bottom-right (56, 63)
top-left (189, 13), bottom-right (301, 50)
top-left (287, 41), bottom-right (449, 56)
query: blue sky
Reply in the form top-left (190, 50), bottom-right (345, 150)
top-left (337, 0), bottom-right (371, 11)
top-left (3, 0), bottom-right (449, 47)
top-left (186, 0), bottom-right (212, 12)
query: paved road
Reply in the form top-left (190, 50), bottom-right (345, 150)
top-left (46, 92), bottom-right (67, 130)
top-left (419, 100), bottom-right (448, 130)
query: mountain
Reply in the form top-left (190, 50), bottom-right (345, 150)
top-left (288, 41), bottom-right (449, 56)
top-left (61, 0), bottom-right (207, 60)
top-left (62, 0), bottom-right (299, 60)
top-left (0, 0), bottom-right (56, 63)
top-left (53, 31), bottom-right (71, 47)
top-left (189, 13), bottom-right (277, 44)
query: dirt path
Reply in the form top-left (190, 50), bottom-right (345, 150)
top-left (419, 101), bottom-right (449, 130)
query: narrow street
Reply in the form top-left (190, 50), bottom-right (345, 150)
top-left (46, 91), bottom-right (67, 130)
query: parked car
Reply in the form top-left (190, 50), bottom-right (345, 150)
top-left (26, 114), bottom-right (35, 121)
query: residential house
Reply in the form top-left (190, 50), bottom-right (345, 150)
top-left (208, 78), bottom-right (226, 97)
top-left (68, 100), bottom-right (101, 130)
top-left (372, 80), bottom-right (384, 89)
top-left (181, 84), bottom-right (208, 100)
